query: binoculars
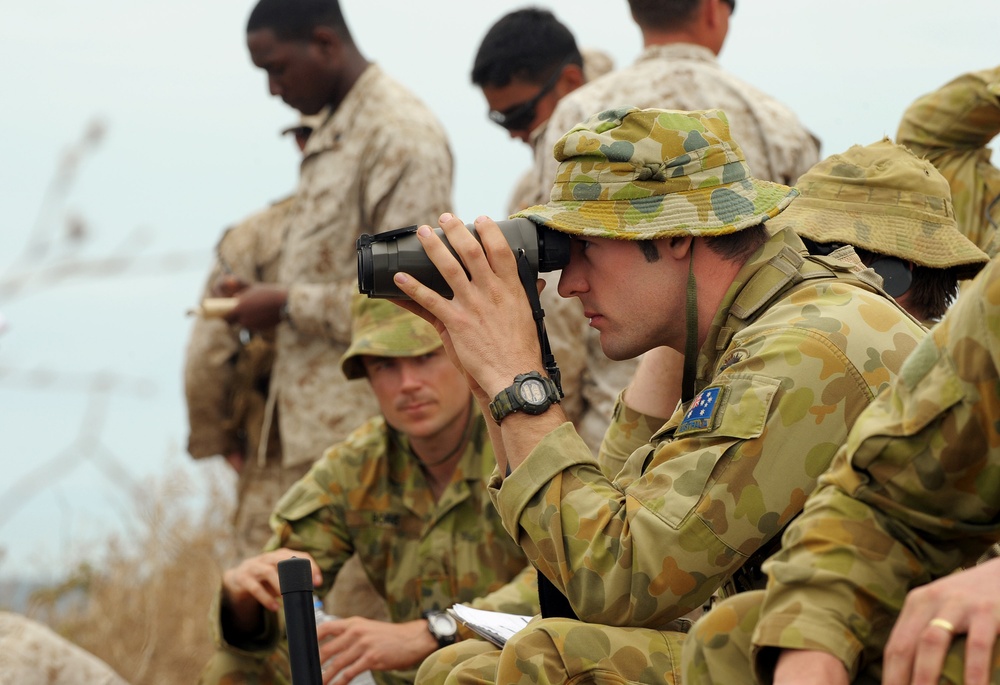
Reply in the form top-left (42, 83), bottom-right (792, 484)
top-left (357, 218), bottom-right (570, 299)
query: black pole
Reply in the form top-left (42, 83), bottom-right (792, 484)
top-left (278, 557), bottom-right (323, 685)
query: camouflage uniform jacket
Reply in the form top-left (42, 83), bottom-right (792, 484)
top-left (750, 255), bottom-right (1000, 681)
top-left (184, 196), bottom-right (291, 460)
top-left (488, 226), bottom-right (925, 630)
top-left (532, 43), bottom-right (819, 198)
top-left (897, 66), bottom-right (1000, 256)
top-left (219, 407), bottom-right (539, 656)
top-left (272, 64), bottom-right (454, 468)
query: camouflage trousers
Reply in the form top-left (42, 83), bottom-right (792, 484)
top-left (682, 590), bottom-right (1000, 685)
top-left (416, 618), bottom-right (686, 685)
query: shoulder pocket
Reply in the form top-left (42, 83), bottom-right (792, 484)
top-left (636, 375), bottom-right (781, 528)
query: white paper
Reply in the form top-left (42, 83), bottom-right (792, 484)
top-left (447, 604), bottom-right (533, 648)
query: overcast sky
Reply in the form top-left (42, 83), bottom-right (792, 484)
top-left (1, 0), bottom-right (997, 582)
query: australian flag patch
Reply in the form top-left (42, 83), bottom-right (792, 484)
top-left (676, 386), bottom-right (723, 436)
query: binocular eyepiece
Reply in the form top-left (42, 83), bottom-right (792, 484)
top-left (357, 218), bottom-right (570, 299)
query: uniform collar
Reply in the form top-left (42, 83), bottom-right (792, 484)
top-left (637, 43), bottom-right (718, 66)
top-left (301, 63), bottom-right (381, 159)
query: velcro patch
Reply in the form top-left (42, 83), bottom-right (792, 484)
top-left (676, 386), bottom-right (723, 436)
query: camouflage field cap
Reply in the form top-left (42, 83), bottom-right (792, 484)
top-left (772, 138), bottom-right (989, 272)
top-left (340, 295), bottom-right (442, 380)
top-left (513, 107), bottom-right (798, 239)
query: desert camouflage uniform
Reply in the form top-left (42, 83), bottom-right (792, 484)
top-left (897, 66), bottom-right (1000, 256)
top-left (0, 612), bottom-right (130, 685)
top-left (269, 64), bottom-right (453, 471)
top-left (533, 43), bottom-right (819, 198)
top-left (184, 196), bottom-right (295, 561)
top-left (683, 254), bottom-right (1000, 685)
top-left (200, 408), bottom-right (539, 685)
top-left (416, 107), bottom-right (922, 685)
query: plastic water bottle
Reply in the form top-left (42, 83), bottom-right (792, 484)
top-left (314, 596), bottom-right (336, 624)
top-left (312, 596), bottom-right (377, 685)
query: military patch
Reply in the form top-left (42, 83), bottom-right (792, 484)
top-left (718, 349), bottom-right (748, 373)
top-left (676, 386), bottom-right (724, 436)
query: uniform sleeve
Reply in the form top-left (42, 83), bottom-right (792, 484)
top-left (284, 127), bottom-right (454, 342)
top-left (751, 262), bottom-right (1000, 681)
top-left (597, 391), bottom-right (666, 479)
top-left (183, 258), bottom-right (241, 459)
top-left (896, 67), bottom-right (1000, 254)
top-left (492, 324), bottom-right (887, 630)
top-left (467, 565), bottom-right (540, 617)
top-left (266, 450), bottom-right (357, 597)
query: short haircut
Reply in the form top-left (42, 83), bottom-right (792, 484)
top-left (246, 0), bottom-right (352, 42)
top-left (628, 0), bottom-right (701, 30)
top-left (472, 7), bottom-right (583, 88)
top-left (704, 224), bottom-right (769, 262)
top-left (852, 248), bottom-right (960, 322)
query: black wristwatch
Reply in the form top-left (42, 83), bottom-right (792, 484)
top-left (489, 371), bottom-right (561, 424)
top-left (423, 610), bottom-right (457, 648)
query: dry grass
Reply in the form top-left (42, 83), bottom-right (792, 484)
top-left (23, 466), bottom-right (237, 685)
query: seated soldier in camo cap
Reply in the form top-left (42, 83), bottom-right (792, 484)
top-left (199, 295), bottom-right (539, 685)
top-left (772, 138), bottom-right (989, 327)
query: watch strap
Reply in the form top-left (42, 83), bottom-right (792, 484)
top-left (422, 610), bottom-right (457, 648)
top-left (489, 372), bottom-right (560, 424)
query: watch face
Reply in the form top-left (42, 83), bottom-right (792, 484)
top-left (519, 378), bottom-right (548, 405)
top-left (428, 612), bottom-right (457, 636)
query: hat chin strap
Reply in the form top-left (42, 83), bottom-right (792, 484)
top-left (681, 242), bottom-right (699, 405)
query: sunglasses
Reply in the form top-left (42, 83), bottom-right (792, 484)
top-left (488, 58), bottom-right (571, 132)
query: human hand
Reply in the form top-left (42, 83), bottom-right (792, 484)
top-left (883, 556), bottom-right (1000, 685)
top-left (316, 617), bottom-right (438, 685)
top-left (213, 274), bottom-right (249, 297)
top-left (222, 548), bottom-right (322, 615)
top-left (223, 284), bottom-right (288, 331)
top-left (225, 450), bottom-right (246, 474)
top-left (773, 649), bottom-right (849, 685)
top-left (391, 213), bottom-right (544, 400)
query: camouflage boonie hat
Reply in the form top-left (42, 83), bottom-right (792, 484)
top-left (339, 295), bottom-right (442, 380)
top-left (513, 107), bottom-right (798, 239)
top-left (773, 138), bottom-right (988, 273)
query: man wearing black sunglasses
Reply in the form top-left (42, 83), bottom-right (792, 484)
top-left (472, 8), bottom-right (586, 147)
top-left (470, 9), bottom-right (632, 457)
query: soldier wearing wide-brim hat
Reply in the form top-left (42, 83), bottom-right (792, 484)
top-left (772, 138), bottom-right (989, 325)
top-left (403, 106), bottom-right (926, 685)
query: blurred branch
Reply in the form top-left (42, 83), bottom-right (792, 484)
top-left (0, 249), bottom-right (207, 301)
top-left (4, 119), bottom-right (106, 273)
top-left (0, 376), bottom-right (143, 532)
top-left (0, 118), bottom-right (209, 304)
top-left (0, 365), bottom-right (156, 397)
